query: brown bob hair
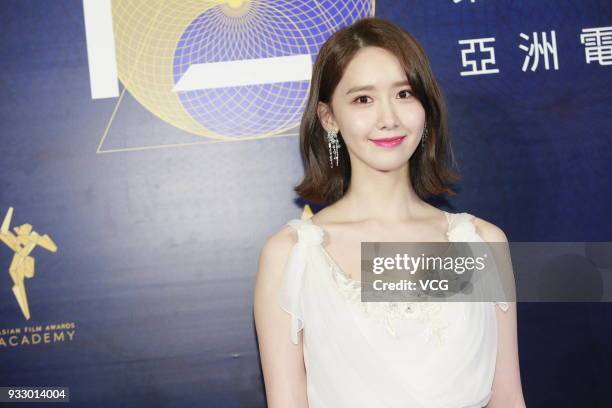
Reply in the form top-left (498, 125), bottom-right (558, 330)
top-left (294, 17), bottom-right (459, 206)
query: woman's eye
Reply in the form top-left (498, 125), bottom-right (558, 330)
top-left (398, 89), bottom-right (413, 98)
top-left (354, 95), bottom-right (371, 104)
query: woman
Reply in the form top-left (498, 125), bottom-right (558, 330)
top-left (254, 17), bottom-right (526, 408)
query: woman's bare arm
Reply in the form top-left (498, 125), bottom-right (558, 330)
top-left (487, 301), bottom-right (527, 408)
top-left (254, 226), bottom-right (309, 408)
top-left (474, 217), bottom-right (527, 408)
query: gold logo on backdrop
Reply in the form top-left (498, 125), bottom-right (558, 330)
top-left (0, 207), bottom-right (57, 320)
top-left (301, 205), bottom-right (314, 220)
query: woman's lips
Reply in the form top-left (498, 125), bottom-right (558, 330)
top-left (369, 136), bottom-right (406, 148)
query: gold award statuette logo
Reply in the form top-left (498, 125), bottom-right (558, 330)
top-left (0, 207), bottom-right (57, 320)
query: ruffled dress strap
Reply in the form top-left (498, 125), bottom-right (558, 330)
top-left (446, 212), bottom-right (483, 242)
top-left (445, 211), bottom-right (510, 313)
top-left (279, 218), bottom-right (325, 344)
top-left (495, 301), bottom-right (510, 311)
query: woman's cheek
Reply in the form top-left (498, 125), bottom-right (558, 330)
top-left (349, 117), bottom-right (372, 139)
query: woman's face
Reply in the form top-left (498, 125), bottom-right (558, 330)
top-left (318, 46), bottom-right (426, 172)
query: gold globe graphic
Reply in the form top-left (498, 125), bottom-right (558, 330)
top-left (112, 0), bottom-right (375, 140)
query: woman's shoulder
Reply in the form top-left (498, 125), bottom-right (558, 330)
top-left (259, 215), bottom-right (321, 259)
top-left (255, 223), bottom-right (300, 293)
top-left (261, 222), bottom-right (298, 258)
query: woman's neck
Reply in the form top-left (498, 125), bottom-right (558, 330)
top-left (334, 161), bottom-right (428, 223)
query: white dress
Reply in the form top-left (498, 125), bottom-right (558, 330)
top-left (279, 211), bottom-right (509, 408)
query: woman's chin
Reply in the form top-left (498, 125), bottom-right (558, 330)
top-left (366, 159), bottom-right (410, 173)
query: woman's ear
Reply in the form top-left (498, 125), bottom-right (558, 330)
top-left (317, 101), bottom-right (337, 132)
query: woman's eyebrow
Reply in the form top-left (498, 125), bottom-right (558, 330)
top-left (345, 80), bottom-right (411, 95)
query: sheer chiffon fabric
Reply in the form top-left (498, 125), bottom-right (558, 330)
top-left (279, 212), bottom-right (509, 408)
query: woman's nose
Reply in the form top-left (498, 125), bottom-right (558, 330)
top-left (376, 99), bottom-right (399, 130)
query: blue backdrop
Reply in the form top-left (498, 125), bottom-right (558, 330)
top-left (0, 1), bottom-right (610, 407)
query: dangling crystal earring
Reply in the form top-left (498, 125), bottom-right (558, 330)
top-left (326, 129), bottom-right (341, 168)
top-left (420, 123), bottom-right (428, 149)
